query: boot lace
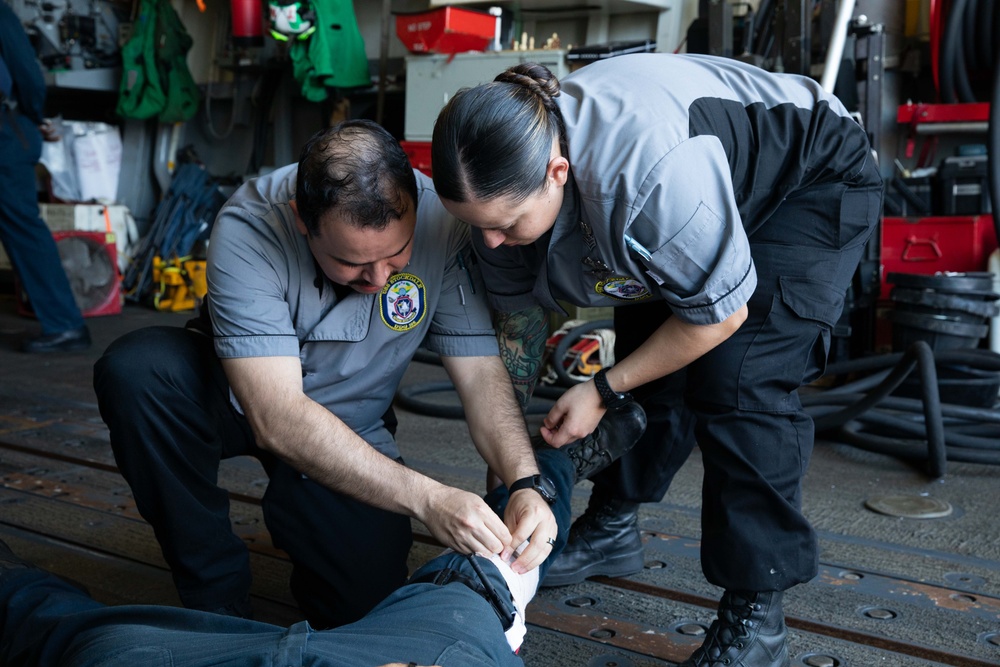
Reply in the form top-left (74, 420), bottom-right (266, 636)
top-left (565, 426), bottom-right (610, 473)
top-left (688, 592), bottom-right (758, 666)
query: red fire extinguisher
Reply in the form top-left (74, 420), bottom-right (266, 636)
top-left (231, 0), bottom-right (264, 47)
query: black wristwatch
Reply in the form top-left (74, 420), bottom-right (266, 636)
top-left (508, 474), bottom-right (557, 505)
top-left (593, 368), bottom-right (633, 409)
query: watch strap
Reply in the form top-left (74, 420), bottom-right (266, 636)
top-left (508, 474), bottom-right (556, 505)
top-left (593, 368), bottom-right (633, 409)
top-left (508, 475), bottom-right (537, 495)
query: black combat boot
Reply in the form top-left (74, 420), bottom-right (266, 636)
top-left (541, 493), bottom-right (644, 587)
top-left (560, 402), bottom-right (647, 483)
top-left (680, 590), bottom-right (789, 667)
top-left (534, 401), bottom-right (647, 587)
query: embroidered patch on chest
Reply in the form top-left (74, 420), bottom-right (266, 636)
top-left (595, 276), bottom-right (651, 301)
top-left (381, 273), bottom-right (427, 331)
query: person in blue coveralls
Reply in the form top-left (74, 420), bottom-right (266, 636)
top-left (0, 2), bottom-right (90, 353)
top-left (0, 403), bottom-right (646, 667)
top-left (94, 119), bottom-right (564, 630)
top-left (430, 54), bottom-right (884, 667)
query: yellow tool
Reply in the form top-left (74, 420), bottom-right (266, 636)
top-left (152, 255), bottom-right (207, 312)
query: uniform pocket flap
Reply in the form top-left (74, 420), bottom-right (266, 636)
top-left (779, 276), bottom-right (846, 327)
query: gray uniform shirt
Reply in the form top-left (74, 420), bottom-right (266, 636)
top-left (207, 165), bottom-right (498, 459)
top-left (474, 53), bottom-right (871, 325)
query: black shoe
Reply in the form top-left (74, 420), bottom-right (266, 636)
top-left (541, 495), bottom-right (644, 587)
top-left (21, 326), bottom-right (91, 353)
top-left (679, 591), bottom-right (789, 667)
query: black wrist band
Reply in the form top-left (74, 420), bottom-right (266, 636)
top-left (593, 368), bottom-right (633, 409)
top-left (508, 474), bottom-right (557, 505)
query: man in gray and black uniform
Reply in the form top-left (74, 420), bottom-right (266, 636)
top-left (94, 120), bottom-right (559, 630)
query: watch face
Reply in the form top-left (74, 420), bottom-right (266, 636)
top-left (535, 475), bottom-right (557, 503)
top-left (510, 474), bottom-right (558, 505)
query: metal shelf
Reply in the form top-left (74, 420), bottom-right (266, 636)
top-left (44, 67), bottom-right (121, 92)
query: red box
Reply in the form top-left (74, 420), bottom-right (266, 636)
top-left (880, 215), bottom-right (998, 295)
top-left (395, 7), bottom-right (496, 55)
top-left (876, 215), bottom-right (998, 351)
top-left (400, 140), bottom-right (432, 177)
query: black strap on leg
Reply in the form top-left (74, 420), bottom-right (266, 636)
top-left (409, 555), bottom-right (517, 631)
top-left (464, 554), bottom-right (517, 631)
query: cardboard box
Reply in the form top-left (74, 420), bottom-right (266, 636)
top-left (404, 50), bottom-right (568, 141)
top-left (1, 203), bottom-right (135, 273)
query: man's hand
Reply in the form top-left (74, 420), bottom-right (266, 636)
top-left (419, 485), bottom-right (512, 556)
top-left (502, 488), bottom-right (558, 574)
top-left (540, 380), bottom-right (606, 448)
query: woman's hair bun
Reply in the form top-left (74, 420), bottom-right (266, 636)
top-left (494, 62), bottom-right (560, 107)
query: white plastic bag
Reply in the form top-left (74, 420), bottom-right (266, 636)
top-left (71, 122), bottom-right (122, 202)
top-left (38, 116), bottom-right (80, 201)
top-left (38, 119), bottom-right (123, 203)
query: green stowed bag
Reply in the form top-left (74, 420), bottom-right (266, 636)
top-left (289, 0), bottom-right (370, 102)
top-left (117, 0), bottom-right (200, 122)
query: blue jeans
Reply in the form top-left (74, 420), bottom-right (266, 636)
top-left (0, 449), bottom-right (574, 667)
top-left (0, 161), bottom-right (84, 335)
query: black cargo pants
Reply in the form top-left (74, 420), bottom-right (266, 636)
top-left (94, 326), bottom-right (412, 628)
top-left (593, 159), bottom-right (884, 591)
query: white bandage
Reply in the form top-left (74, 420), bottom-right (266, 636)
top-left (489, 540), bottom-right (539, 652)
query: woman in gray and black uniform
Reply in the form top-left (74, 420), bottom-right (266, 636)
top-left (431, 53), bottom-right (883, 667)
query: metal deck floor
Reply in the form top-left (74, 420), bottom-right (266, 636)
top-left (0, 295), bottom-right (998, 666)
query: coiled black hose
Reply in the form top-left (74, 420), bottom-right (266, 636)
top-left (975, 0), bottom-right (994, 71)
top-left (939, 0), bottom-right (975, 103)
top-left (803, 343), bottom-right (1000, 478)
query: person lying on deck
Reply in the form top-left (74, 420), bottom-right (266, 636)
top-left (0, 406), bottom-right (644, 667)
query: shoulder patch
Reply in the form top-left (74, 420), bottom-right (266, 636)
top-left (595, 276), bottom-right (651, 301)
top-left (380, 273), bottom-right (427, 331)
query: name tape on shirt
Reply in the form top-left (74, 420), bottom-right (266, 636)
top-left (595, 276), bottom-right (651, 301)
top-left (381, 273), bottom-right (427, 331)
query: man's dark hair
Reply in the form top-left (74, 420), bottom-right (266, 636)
top-left (296, 119), bottom-right (418, 236)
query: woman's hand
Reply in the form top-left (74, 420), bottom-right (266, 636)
top-left (539, 379), bottom-right (606, 448)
